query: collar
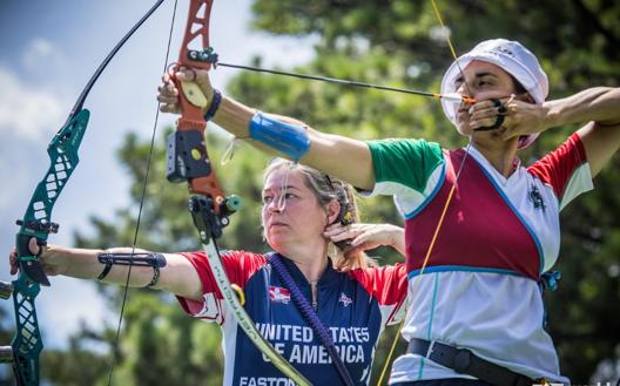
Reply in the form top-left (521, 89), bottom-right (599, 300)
top-left (465, 145), bottom-right (522, 185)
top-left (272, 253), bottom-right (340, 289)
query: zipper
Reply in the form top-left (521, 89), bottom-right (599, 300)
top-left (310, 281), bottom-right (318, 310)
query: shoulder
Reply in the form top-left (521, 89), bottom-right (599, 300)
top-left (367, 138), bottom-right (443, 160)
top-left (345, 263), bottom-right (407, 303)
top-left (180, 249), bottom-right (269, 287)
top-left (181, 249), bottom-right (267, 264)
top-left (366, 138), bottom-right (445, 192)
top-left (527, 133), bottom-right (593, 207)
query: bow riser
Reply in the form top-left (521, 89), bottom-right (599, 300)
top-left (17, 110), bottom-right (90, 284)
top-left (20, 110), bottom-right (89, 236)
top-left (1, 109), bottom-right (90, 386)
top-left (178, 0), bottom-right (215, 71)
top-left (172, 0), bottom-right (226, 205)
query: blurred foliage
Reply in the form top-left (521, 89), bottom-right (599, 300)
top-left (4, 0), bottom-right (617, 385)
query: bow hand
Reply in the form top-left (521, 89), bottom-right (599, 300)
top-left (158, 68), bottom-right (215, 115)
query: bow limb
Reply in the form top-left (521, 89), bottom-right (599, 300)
top-left (168, 1), bottom-right (311, 385)
top-left (0, 2), bottom-right (165, 385)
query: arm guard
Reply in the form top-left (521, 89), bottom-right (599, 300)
top-left (97, 252), bottom-right (167, 287)
top-left (249, 112), bottom-right (311, 161)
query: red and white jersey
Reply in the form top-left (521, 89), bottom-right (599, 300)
top-left (176, 251), bottom-right (407, 386)
top-left (366, 133), bottom-right (592, 384)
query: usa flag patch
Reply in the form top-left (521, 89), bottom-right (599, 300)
top-left (269, 286), bottom-right (291, 304)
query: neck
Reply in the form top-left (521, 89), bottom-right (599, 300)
top-left (279, 241), bottom-right (329, 283)
top-left (470, 135), bottom-right (519, 177)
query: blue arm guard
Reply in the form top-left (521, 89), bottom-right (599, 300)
top-left (248, 112), bottom-right (311, 161)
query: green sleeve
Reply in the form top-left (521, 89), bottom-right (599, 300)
top-left (367, 138), bottom-right (443, 194)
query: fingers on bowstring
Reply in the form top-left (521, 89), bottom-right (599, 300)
top-left (495, 95), bottom-right (518, 118)
top-left (494, 99), bottom-right (508, 116)
top-left (470, 99), bottom-right (507, 120)
top-left (471, 98), bottom-right (511, 131)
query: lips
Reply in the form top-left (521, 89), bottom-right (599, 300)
top-left (269, 222), bottom-right (288, 229)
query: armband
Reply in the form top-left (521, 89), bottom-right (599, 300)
top-left (97, 252), bottom-right (167, 288)
top-left (248, 112), bottom-right (310, 161)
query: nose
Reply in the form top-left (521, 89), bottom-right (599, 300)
top-left (456, 81), bottom-right (473, 99)
top-left (265, 196), bottom-right (283, 213)
top-left (455, 82), bottom-right (478, 111)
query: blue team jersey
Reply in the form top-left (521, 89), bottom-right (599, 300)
top-left (177, 250), bottom-right (407, 386)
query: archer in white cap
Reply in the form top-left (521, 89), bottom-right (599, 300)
top-left (441, 38), bottom-right (549, 150)
top-left (158, 37), bottom-right (620, 386)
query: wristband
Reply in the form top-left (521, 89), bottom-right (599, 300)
top-left (204, 89), bottom-right (222, 121)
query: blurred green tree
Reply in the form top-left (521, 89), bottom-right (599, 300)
top-left (18, 0), bottom-right (618, 384)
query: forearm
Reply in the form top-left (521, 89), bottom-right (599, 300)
top-left (46, 245), bottom-right (161, 288)
top-left (211, 97), bottom-right (307, 157)
top-left (212, 96), bottom-right (255, 137)
top-left (211, 94), bottom-right (375, 189)
top-left (386, 225), bottom-right (406, 257)
top-left (545, 87), bottom-right (620, 129)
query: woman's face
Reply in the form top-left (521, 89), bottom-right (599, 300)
top-left (454, 60), bottom-right (517, 136)
top-left (261, 168), bottom-right (335, 253)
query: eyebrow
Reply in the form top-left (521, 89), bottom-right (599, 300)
top-left (455, 71), bottom-right (498, 84)
top-left (262, 185), bottom-right (302, 194)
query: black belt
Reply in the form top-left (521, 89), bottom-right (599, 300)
top-left (407, 338), bottom-right (538, 386)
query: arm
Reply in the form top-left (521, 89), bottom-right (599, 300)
top-left (494, 87), bottom-right (620, 176)
top-left (158, 70), bottom-right (376, 190)
top-left (9, 239), bottom-right (203, 300)
top-left (324, 223), bottom-right (406, 257)
top-left (543, 87), bottom-right (620, 177)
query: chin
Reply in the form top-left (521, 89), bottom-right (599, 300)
top-left (266, 234), bottom-right (290, 251)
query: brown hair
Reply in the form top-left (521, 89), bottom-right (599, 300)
top-left (263, 159), bottom-right (375, 270)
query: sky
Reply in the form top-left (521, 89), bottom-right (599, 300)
top-left (0, 0), bottom-right (317, 348)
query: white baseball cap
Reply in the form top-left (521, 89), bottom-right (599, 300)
top-left (440, 39), bottom-right (549, 149)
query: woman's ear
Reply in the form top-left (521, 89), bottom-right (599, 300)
top-left (325, 199), bottom-right (342, 225)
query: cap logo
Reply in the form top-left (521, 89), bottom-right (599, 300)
top-left (498, 47), bottom-right (514, 57)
